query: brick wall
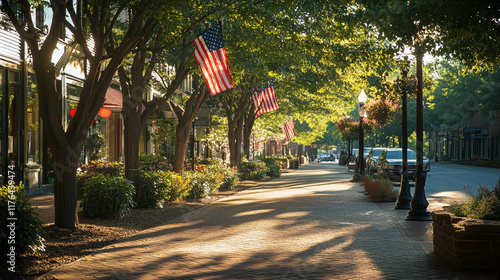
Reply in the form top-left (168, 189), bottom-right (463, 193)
top-left (431, 211), bottom-right (500, 272)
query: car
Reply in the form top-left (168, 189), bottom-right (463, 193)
top-left (365, 147), bottom-right (387, 175)
top-left (377, 148), bottom-right (431, 182)
top-left (326, 154), bottom-right (335, 161)
top-left (317, 153), bottom-right (328, 162)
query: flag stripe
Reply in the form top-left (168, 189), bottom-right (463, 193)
top-left (283, 120), bottom-right (296, 141)
top-left (252, 79), bottom-right (278, 117)
top-left (194, 38), bottom-right (219, 93)
top-left (259, 83), bottom-right (278, 115)
top-left (215, 48), bottom-right (233, 89)
top-left (193, 22), bottom-right (234, 95)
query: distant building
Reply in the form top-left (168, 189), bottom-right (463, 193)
top-left (430, 110), bottom-right (500, 161)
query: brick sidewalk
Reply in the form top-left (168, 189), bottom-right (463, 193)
top-left (36, 163), bottom-right (496, 279)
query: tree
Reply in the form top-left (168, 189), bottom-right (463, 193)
top-left (220, 0), bottom-right (392, 155)
top-left (429, 0), bottom-right (500, 69)
top-left (1, 0), bottom-right (155, 228)
top-left (426, 60), bottom-right (500, 125)
top-left (172, 77), bottom-right (211, 171)
top-left (218, 74), bottom-right (259, 168)
top-left (117, 0), bottom-right (243, 185)
top-left (118, 45), bottom-right (190, 189)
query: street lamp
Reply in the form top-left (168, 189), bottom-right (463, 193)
top-left (395, 56), bottom-right (412, 210)
top-left (406, 48), bottom-right (432, 221)
top-left (358, 90), bottom-right (367, 175)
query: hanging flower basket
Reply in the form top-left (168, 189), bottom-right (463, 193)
top-left (337, 116), bottom-right (371, 139)
top-left (336, 116), bottom-right (356, 135)
top-left (396, 75), bottom-right (418, 97)
top-left (365, 99), bottom-right (400, 128)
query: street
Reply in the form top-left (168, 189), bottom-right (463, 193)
top-left (425, 163), bottom-right (499, 209)
top-left (326, 160), bottom-right (499, 210)
top-left (335, 161), bottom-right (500, 210)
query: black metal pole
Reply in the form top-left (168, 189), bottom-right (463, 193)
top-left (358, 116), bottom-right (364, 175)
top-left (191, 121), bottom-right (195, 171)
top-left (406, 49), bottom-right (432, 221)
top-left (395, 59), bottom-right (412, 209)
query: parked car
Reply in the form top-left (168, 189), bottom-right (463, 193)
top-left (365, 147), bottom-right (387, 175)
top-left (377, 148), bottom-right (431, 182)
top-left (326, 154), bottom-right (335, 161)
top-left (318, 154), bottom-right (335, 162)
top-left (317, 154), bottom-right (326, 162)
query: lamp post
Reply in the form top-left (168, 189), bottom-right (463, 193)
top-left (358, 90), bottom-right (367, 175)
top-left (406, 48), bottom-right (432, 221)
top-left (395, 56), bottom-right (412, 210)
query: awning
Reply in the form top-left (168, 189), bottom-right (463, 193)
top-left (104, 87), bottom-right (145, 113)
top-left (104, 87), bottom-right (123, 110)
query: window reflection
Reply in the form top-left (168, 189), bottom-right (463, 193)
top-left (67, 83), bottom-right (81, 130)
top-left (27, 73), bottom-right (40, 164)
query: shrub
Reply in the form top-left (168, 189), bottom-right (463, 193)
top-left (450, 178), bottom-right (500, 220)
top-left (136, 171), bottom-right (170, 208)
top-left (362, 175), bottom-right (398, 202)
top-left (86, 132), bottom-right (107, 161)
top-left (239, 161), bottom-right (268, 180)
top-left (136, 171), bottom-right (190, 207)
top-left (260, 157), bottom-right (277, 165)
top-left (0, 182), bottom-right (45, 255)
top-left (80, 160), bottom-right (123, 176)
top-left (76, 173), bottom-right (93, 200)
top-left (80, 175), bottom-right (135, 219)
top-left (139, 154), bottom-right (172, 171)
top-left (169, 173), bottom-right (191, 201)
top-left (211, 165), bottom-right (240, 190)
top-left (274, 157), bottom-right (288, 168)
top-left (198, 158), bottom-right (224, 166)
top-left (185, 168), bottom-right (222, 198)
top-left (257, 157), bottom-right (281, 178)
top-left (352, 172), bottom-right (363, 182)
top-left (266, 164), bottom-right (281, 178)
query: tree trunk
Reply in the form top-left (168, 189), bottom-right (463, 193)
top-left (123, 103), bottom-right (141, 191)
top-left (228, 116), bottom-right (244, 169)
top-left (173, 123), bottom-right (191, 172)
top-left (243, 111), bottom-right (256, 160)
top-left (51, 142), bottom-right (83, 228)
top-left (171, 81), bottom-right (209, 172)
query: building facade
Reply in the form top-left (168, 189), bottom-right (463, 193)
top-left (1, 6), bottom-right (87, 195)
top-left (430, 110), bottom-right (500, 161)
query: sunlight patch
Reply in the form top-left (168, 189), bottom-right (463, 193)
top-left (429, 191), bottom-right (466, 198)
top-left (233, 209), bottom-right (274, 217)
top-left (275, 211), bottom-right (310, 219)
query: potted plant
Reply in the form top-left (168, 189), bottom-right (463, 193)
top-left (431, 179), bottom-right (500, 272)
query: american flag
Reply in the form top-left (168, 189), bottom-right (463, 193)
top-left (251, 78), bottom-right (278, 117)
top-left (282, 120), bottom-right (296, 141)
top-left (194, 21), bottom-right (234, 95)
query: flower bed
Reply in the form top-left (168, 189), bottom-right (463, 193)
top-left (431, 211), bottom-right (500, 272)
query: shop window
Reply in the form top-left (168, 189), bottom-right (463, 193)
top-left (66, 83), bottom-right (81, 129)
top-left (0, 69), bottom-right (5, 184)
top-left (0, 69), bottom-right (21, 185)
top-left (26, 73), bottom-right (40, 164)
top-left (8, 71), bottom-right (21, 168)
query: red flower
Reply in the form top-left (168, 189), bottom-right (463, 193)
top-left (365, 99), bottom-right (400, 128)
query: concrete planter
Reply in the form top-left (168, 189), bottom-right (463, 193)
top-left (431, 211), bottom-right (500, 272)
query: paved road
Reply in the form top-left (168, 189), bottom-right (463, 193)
top-left (41, 163), bottom-right (496, 279)
top-left (426, 163), bottom-right (499, 207)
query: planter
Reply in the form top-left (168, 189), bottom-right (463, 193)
top-left (288, 160), bottom-right (299, 169)
top-left (431, 210), bottom-right (500, 272)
